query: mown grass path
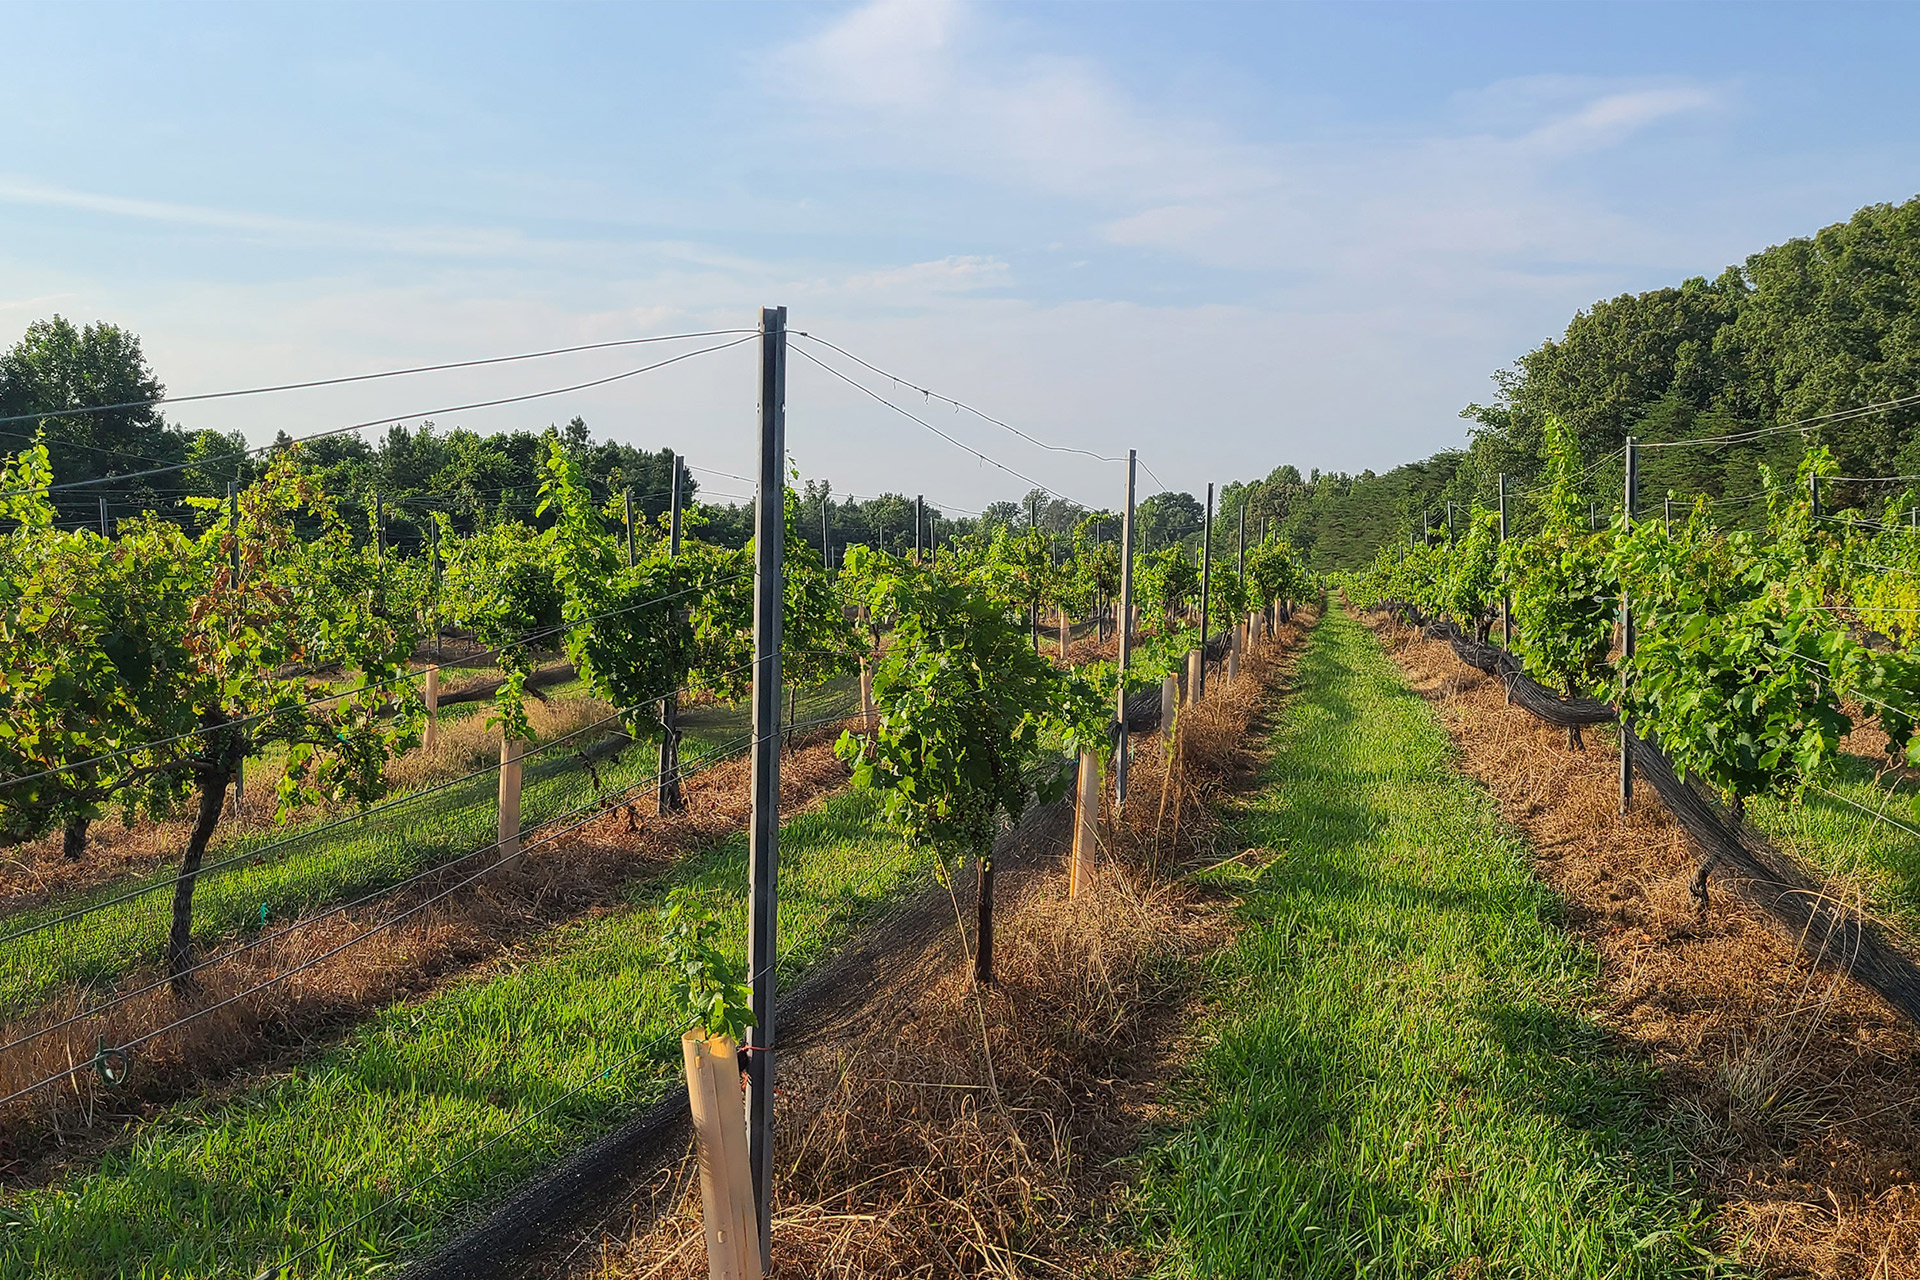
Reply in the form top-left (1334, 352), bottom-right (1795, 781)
top-left (0, 678), bottom-right (860, 1020)
top-left (1133, 609), bottom-right (1732, 1279)
top-left (0, 787), bottom-right (924, 1280)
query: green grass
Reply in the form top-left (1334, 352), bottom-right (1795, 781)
top-left (0, 722), bottom-right (679, 1015)
top-left (0, 785), bottom-right (926, 1280)
top-left (0, 678), bottom-right (861, 1019)
top-left (1131, 609), bottom-right (1731, 1279)
top-left (1746, 755), bottom-right (1920, 936)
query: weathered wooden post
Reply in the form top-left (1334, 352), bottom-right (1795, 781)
top-left (497, 734), bottom-right (524, 868)
top-left (682, 1028), bottom-right (763, 1280)
top-left (1070, 749), bottom-right (1099, 898)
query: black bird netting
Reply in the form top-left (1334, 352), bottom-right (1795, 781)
top-left (1628, 727), bottom-right (1920, 1024)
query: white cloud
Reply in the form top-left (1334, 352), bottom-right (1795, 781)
top-left (0, 1), bottom-right (1791, 515)
top-left (1518, 86), bottom-right (1724, 157)
top-left (840, 255), bottom-right (1012, 295)
top-left (772, 1), bottom-right (1725, 285)
top-left (781, 0), bottom-right (963, 108)
top-left (0, 178), bottom-right (549, 259)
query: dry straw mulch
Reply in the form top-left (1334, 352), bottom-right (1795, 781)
top-left (1367, 610), bottom-right (1920, 1279)
top-left (0, 727), bottom-right (856, 1179)
top-left (573, 610), bottom-right (1317, 1280)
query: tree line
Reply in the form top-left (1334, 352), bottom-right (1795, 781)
top-left (2, 315), bottom-right (1239, 564)
top-left (1226, 193), bottom-right (1920, 570)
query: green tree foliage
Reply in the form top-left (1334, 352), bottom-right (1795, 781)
top-left (1220, 196), bottom-right (1920, 572)
top-left (1499, 418), bottom-right (1615, 709)
top-left (1616, 448), bottom-right (1920, 817)
top-left (834, 550), bottom-right (1106, 980)
top-left (1135, 546), bottom-right (1199, 629)
top-left (1134, 490), bottom-right (1203, 552)
top-left (0, 443), bottom-right (424, 986)
top-left (0, 317), bottom-right (205, 521)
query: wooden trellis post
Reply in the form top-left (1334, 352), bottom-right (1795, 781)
top-left (498, 733), bottom-right (524, 868)
top-left (423, 665), bottom-right (439, 751)
top-left (1070, 749), bottom-right (1099, 897)
top-left (683, 1029), bottom-right (763, 1280)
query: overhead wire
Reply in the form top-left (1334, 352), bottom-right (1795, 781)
top-left (0, 720), bottom-right (778, 1111)
top-left (1637, 390), bottom-right (1920, 453)
top-left (0, 328), bottom-right (758, 430)
top-left (789, 331), bottom-right (1124, 464)
top-left (787, 342), bottom-right (1097, 512)
top-left (246, 1008), bottom-right (701, 1280)
top-left (1811, 783), bottom-right (1920, 845)
top-left (0, 333), bottom-right (760, 501)
top-left (0, 723), bottom-right (764, 1073)
top-left (237, 703), bottom-right (907, 1280)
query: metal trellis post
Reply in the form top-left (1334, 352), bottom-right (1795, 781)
top-left (1115, 449), bottom-right (1137, 807)
top-left (746, 305), bottom-right (787, 1271)
top-left (1620, 438), bottom-right (1637, 815)
top-left (660, 455), bottom-right (685, 815)
top-left (1497, 474), bottom-right (1510, 649)
top-left (1197, 483), bottom-right (1213, 699)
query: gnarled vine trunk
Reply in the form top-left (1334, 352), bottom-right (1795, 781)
top-left (974, 850), bottom-right (995, 987)
top-left (167, 721), bottom-right (236, 998)
top-left (657, 692), bottom-right (683, 815)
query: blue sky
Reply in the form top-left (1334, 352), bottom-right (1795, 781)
top-left (3, 0), bottom-right (1917, 512)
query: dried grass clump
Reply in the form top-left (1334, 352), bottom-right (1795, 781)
top-left (389, 694), bottom-right (619, 792)
top-left (1366, 610), bottom-right (1920, 1280)
top-left (592, 859), bottom-right (1208, 1280)
top-left (582, 609), bottom-right (1319, 1280)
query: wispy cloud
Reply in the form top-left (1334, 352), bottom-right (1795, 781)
top-left (0, 178), bottom-right (548, 259)
top-left (772, 1), bottom-right (1726, 284)
top-left (840, 255), bottom-right (1013, 295)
